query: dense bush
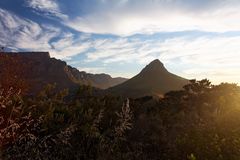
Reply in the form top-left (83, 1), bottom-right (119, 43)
top-left (1, 80), bottom-right (240, 160)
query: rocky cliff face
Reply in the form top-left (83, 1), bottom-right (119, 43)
top-left (0, 52), bottom-right (127, 94)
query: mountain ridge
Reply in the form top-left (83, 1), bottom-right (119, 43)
top-left (0, 53), bottom-right (189, 98)
top-left (0, 52), bottom-right (127, 94)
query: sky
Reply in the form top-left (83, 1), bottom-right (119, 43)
top-left (0, 0), bottom-right (240, 84)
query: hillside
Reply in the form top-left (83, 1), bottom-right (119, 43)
top-left (107, 59), bottom-right (189, 98)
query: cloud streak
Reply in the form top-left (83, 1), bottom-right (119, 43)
top-left (0, 8), bottom-right (58, 50)
top-left (25, 0), bottom-right (68, 20)
top-left (0, 8), bottom-right (91, 59)
top-left (65, 0), bottom-right (240, 35)
top-left (24, 0), bottom-right (240, 36)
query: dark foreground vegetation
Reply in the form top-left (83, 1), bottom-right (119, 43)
top-left (1, 79), bottom-right (240, 160)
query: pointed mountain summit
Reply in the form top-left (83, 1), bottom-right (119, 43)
top-left (140, 59), bottom-right (167, 74)
top-left (107, 59), bottom-right (189, 98)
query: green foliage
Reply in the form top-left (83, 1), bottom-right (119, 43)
top-left (187, 153), bottom-right (197, 160)
top-left (1, 80), bottom-right (240, 160)
top-left (1, 84), bottom-right (133, 160)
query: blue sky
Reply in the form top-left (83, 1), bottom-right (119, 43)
top-left (0, 0), bottom-right (240, 84)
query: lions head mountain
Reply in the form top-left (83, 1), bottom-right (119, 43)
top-left (0, 52), bottom-right (127, 94)
top-left (0, 52), bottom-right (188, 97)
top-left (107, 59), bottom-right (189, 98)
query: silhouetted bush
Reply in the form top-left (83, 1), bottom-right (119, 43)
top-left (1, 80), bottom-right (240, 160)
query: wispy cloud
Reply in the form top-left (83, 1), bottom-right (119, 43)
top-left (0, 8), bottom-right (59, 51)
top-left (25, 0), bottom-right (68, 20)
top-left (50, 33), bottom-right (92, 59)
top-left (65, 0), bottom-right (240, 35)
top-left (0, 8), bottom-right (90, 59)
top-left (85, 37), bottom-right (163, 65)
top-left (25, 0), bottom-right (240, 36)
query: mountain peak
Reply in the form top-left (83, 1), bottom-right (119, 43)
top-left (149, 59), bottom-right (164, 66)
top-left (141, 59), bottom-right (167, 73)
top-left (108, 58), bottom-right (189, 98)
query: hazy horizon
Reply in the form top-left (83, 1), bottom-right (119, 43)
top-left (0, 0), bottom-right (240, 84)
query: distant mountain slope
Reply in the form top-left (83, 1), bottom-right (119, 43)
top-left (67, 66), bottom-right (127, 89)
top-left (0, 52), bottom-right (127, 94)
top-left (107, 59), bottom-right (189, 98)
